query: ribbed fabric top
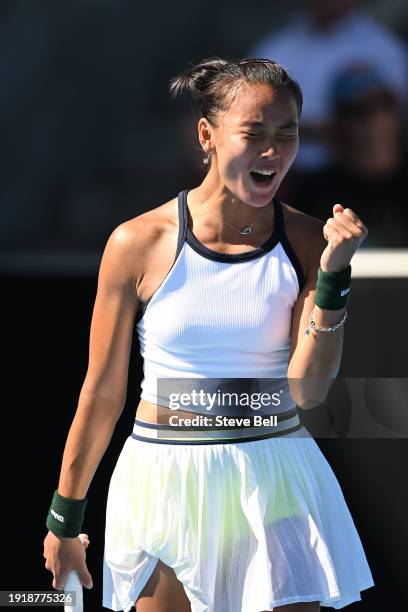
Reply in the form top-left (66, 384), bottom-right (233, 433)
top-left (135, 189), bottom-right (305, 415)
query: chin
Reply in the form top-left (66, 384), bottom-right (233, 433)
top-left (225, 184), bottom-right (275, 208)
top-left (243, 187), bottom-right (278, 207)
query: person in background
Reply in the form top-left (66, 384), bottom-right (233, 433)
top-left (248, 0), bottom-right (408, 174)
top-left (291, 62), bottom-right (408, 248)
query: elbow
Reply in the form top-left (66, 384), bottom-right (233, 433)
top-left (287, 373), bottom-right (337, 411)
top-left (79, 385), bottom-right (127, 422)
top-left (288, 388), bottom-right (329, 411)
top-left (296, 396), bottom-right (326, 411)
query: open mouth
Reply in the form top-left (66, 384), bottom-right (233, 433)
top-left (250, 170), bottom-right (276, 185)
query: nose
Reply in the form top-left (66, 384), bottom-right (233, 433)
top-left (260, 142), bottom-right (280, 159)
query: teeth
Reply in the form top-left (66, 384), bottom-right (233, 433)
top-left (253, 169), bottom-right (275, 176)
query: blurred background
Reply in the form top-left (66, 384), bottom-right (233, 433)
top-left (2, 0), bottom-right (408, 610)
top-left (1, 0), bottom-right (408, 256)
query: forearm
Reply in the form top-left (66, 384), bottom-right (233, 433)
top-left (57, 388), bottom-right (124, 500)
top-left (288, 305), bottom-right (345, 409)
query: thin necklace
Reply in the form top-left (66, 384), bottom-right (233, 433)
top-left (199, 198), bottom-right (264, 236)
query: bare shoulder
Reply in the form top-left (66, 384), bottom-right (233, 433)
top-left (116, 197), bottom-right (177, 247)
top-left (281, 201), bottom-right (327, 278)
top-left (102, 197), bottom-right (178, 286)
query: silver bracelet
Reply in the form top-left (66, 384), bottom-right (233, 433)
top-left (305, 307), bottom-right (348, 335)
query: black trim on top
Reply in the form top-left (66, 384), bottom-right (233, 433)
top-left (183, 189), bottom-right (305, 291)
top-left (135, 193), bottom-right (188, 324)
top-left (183, 189), bottom-right (282, 263)
top-left (134, 188), bottom-right (306, 325)
top-left (279, 230), bottom-right (306, 293)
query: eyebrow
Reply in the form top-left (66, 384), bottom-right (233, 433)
top-left (241, 120), bottom-right (298, 129)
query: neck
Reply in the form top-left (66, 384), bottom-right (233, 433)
top-left (189, 174), bottom-right (275, 237)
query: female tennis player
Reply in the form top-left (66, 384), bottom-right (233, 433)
top-left (43, 57), bottom-right (374, 611)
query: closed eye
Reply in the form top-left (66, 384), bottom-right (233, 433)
top-left (244, 130), bottom-right (297, 139)
top-left (278, 131), bottom-right (298, 138)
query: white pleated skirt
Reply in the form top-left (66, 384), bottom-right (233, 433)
top-left (102, 423), bottom-right (374, 612)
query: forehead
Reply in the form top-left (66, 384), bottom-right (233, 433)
top-left (221, 82), bottom-right (298, 126)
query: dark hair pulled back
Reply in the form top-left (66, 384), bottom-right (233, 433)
top-left (169, 56), bottom-right (303, 124)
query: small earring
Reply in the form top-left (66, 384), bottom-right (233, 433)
top-left (203, 151), bottom-right (211, 165)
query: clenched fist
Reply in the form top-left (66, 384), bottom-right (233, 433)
top-left (320, 204), bottom-right (368, 273)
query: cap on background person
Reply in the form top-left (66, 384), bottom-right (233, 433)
top-left (330, 62), bottom-right (398, 114)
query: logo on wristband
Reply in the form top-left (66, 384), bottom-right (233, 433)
top-left (340, 288), bottom-right (350, 296)
top-left (50, 509), bottom-right (65, 523)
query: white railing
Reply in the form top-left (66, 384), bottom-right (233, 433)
top-left (0, 249), bottom-right (408, 277)
top-left (350, 249), bottom-right (408, 278)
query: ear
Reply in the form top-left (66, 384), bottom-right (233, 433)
top-left (197, 117), bottom-right (214, 154)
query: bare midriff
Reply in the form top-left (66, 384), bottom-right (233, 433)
top-left (135, 398), bottom-right (205, 425)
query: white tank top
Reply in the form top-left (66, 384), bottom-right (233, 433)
top-left (135, 189), bottom-right (305, 416)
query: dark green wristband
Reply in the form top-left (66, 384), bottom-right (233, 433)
top-left (315, 265), bottom-right (352, 310)
top-left (46, 489), bottom-right (87, 538)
